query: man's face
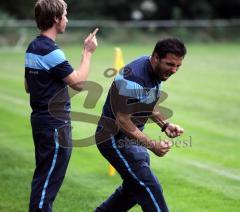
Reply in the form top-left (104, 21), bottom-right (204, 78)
top-left (153, 53), bottom-right (183, 81)
top-left (56, 8), bottom-right (68, 33)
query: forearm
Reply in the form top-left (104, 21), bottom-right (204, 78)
top-left (75, 50), bottom-right (93, 82)
top-left (73, 28), bottom-right (98, 83)
top-left (116, 113), bottom-right (153, 148)
top-left (151, 107), bottom-right (184, 137)
top-left (116, 112), bottom-right (173, 156)
top-left (150, 107), bottom-right (168, 129)
top-left (65, 28), bottom-right (98, 91)
top-left (66, 51), bottom-right (93, 91)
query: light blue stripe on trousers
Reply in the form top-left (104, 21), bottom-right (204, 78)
top-left (111, 136), bottom-right (161, 212)
top-left (39, 129), bottom-right (60, 209)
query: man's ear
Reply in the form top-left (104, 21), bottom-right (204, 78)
top-left (54, 16), bottom-right (59, 24)
top-left (153, 53), bottom-right (159, 63)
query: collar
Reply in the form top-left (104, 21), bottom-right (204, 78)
top-left (38, 34), bottom-right (55, 43)
top-left (147, 56), bottom-right (161, 85)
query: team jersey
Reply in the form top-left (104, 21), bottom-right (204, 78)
top-left (25, 35), bottom-right (73, 128)
top-left (98, 56), bottom-right (162, 135)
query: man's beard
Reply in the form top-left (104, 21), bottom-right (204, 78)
top-left (153, 67), bottom-right (166, 81)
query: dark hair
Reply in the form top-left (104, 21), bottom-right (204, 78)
top-left (152, 38), bottom-right (187, 59)
top-left (35, 0), bottom-right (67, 31)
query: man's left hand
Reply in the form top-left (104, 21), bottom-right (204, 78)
top-left (164, 123), bottom-right (184, 138)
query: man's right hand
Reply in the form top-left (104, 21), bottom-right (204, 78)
top-left (84, 28), bottom-right (98, 53)
top-left (64, 28), bottom-right (99, 91)
top-left (149, 140), bottom-right (172, 157)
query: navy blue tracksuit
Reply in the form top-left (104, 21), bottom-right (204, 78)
top-left (30, 126), bottom-right (72, 212)
top-left (95, 56), bottom-right (169, 211)
top-left (25, 35), bottom-right (74, 211)
top-left (96, 134), bottom-right (168, 212)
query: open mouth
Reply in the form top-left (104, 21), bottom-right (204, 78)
top-left (164, 73), bottom-right (171, 79)
top-left (165, 71), bottom-right (174, 78)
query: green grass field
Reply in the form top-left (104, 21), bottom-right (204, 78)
top-left (0, 41), bottom-right (240, 212)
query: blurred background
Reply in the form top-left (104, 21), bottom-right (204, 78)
top-left (0, 0), bottom-right (240, 47)
top-left (0, 0), bottom-right (240, 212)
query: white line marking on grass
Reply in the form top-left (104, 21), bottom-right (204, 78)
top-left (0, 47), bottom-right (24, 53)
top-left (182, 159), bottom-right (240, 181)
top-left (0, 93), bottom-right (28, 107)
top-left (0, 93), bottom-right (29, 116)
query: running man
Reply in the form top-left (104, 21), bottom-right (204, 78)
top-left (95, 38), bottom-right (186, 212)
top-left (24, 0), bottom-right (98, 211)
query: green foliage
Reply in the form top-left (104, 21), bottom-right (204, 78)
top-left (0, 0), bottom-right (240, 20)
top-left (0, 9), bottom-right (13, 19)
top-left (0, 0), bottom-right (34, 19)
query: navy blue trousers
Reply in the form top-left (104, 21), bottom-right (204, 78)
top-left (29, 125), bottom-right (72, 212)
top-left (96, 134), bottom-right (169, 212)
